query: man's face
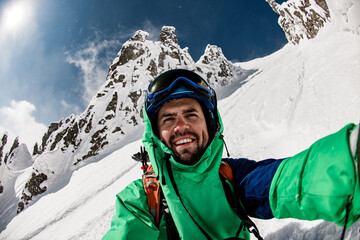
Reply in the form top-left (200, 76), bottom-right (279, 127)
top-left (157, 98), bottom-right (209, 165)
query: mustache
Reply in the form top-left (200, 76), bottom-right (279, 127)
top-left (170, 130), bottom-right (199, 143)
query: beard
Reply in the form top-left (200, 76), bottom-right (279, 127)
top-left (173, 146), bottom-right (205, 165)
top-left (170, 130), bottom-right (206, 165)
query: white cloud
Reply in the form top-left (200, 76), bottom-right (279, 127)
top-left (60, 99), bottom-right (81, 114)
top-left (0, 100), bottom-right (47, 151)
top-left (142, 20), bottom-right (160, 41)
top-left (65, 22), bottom-right (160, 106)
top-left (65, 37), bottom-right (122, 104)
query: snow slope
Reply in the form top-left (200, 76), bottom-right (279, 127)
top-left (0, 139), bottom-right (143, 240)
top-left (1, 0), bottom-right (360, 239)
top-left (218, 3), bottom-right (360, 237)
top-left (221, 28), bottom-right (360, 160)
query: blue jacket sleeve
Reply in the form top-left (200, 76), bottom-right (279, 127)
top-left (226, 157), bottom-right (284, 219)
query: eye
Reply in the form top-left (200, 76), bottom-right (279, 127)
top-left (163, 117), bottom-right (174, 123)
top-left (186, 113), bottom-right (198, 118)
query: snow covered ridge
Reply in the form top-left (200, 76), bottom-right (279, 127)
top-left (266, 0), bottom-right (360, 44)
top-left (266, 0), bottom-right (331, 44)
top-left (0, 26), bottom-right (248, 229)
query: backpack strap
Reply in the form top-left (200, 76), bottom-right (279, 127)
top-left (161, 191), bottom-right (180, 239)
top-left (143, 165), bottom-right (180, 239)
top-left (220, 160), bottom-right (263, 240)
top-left (142, 165), bottom-right (161, 226)
top-left (219, 160), bottom-right (234, 182)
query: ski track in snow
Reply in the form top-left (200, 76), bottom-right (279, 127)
top-left (285, 60), bottom-right (304, 126)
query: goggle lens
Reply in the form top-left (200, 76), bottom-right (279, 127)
top-left (148, 70), bottom-right (210, 94)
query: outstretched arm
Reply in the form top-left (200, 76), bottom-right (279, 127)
top-left (269, 123), bottom-right (360, 227)
top-left (228, 123), bottom-right (360, 227)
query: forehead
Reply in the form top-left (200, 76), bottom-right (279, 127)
top-left (158, 98), bottom-right (203, 115)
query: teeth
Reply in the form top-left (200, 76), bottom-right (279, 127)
top-left (175, 139), bottom-right (193, 145)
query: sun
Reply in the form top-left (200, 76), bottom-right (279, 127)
top-left (1, 0), bottom-right (32, 34)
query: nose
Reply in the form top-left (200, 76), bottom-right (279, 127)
top-left (173, 116), bottom-right (189, 133)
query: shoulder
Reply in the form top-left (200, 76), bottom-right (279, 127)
top-left (224, 157), bottom-right (283, 169)
top-left (114, 178), bottom-right (156, 225)
top-left (224, 157), bottom-right (256, 168)
top-left (121, 178), bottom-right (144, 192)
top-left (117, 178), bottom-right (144, 196)
top-left (224, 157), bottom-right (284, 183)
top-left (104, 179), bottom-right (161, 239)
top-left (116, 179), bottom-right (147, 207)
top-left (223, 158), bottom-right (256, 178)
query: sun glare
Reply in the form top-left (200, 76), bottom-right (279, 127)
top-left (1, 0), bottom-right (32, 34)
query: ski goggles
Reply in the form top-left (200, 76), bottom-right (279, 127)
top-left (145, 70), bottom-right (216, 123)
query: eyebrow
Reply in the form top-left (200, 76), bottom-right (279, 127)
top-left (158, 107), bottom-right (199, 121)
top-left (183, 107), bottom-right (198, 114)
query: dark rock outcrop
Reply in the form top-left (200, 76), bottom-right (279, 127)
top-left (266, 0), bottom-right (330, 44)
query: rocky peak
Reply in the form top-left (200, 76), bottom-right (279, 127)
top-left (200, 45), bottom-right (226, 64)
top-left (9, 26), bottom-right (248, 216)
top-left (266, 0), bottom-right (330, 44)
top-left (0, 133), bottom-right (8, 166)
top-left (3, 137), bottom-right (19, 165)
top-left (115, 31), bottom-right (149, 67)
top-left (0, 133), bottom-right (32, 203)
top-left (159, 26), bottom-right (178, 45)
top-left (196, 44), bottom-right (236, 86)
top-left (130, 30), bottom-right (149, 42)
top-left (6, 144), bottom-right (32, 171)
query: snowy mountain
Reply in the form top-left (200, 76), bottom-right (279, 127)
top-left (0, 25), bottom-right (248, 230)
top-left (1, 0), bottom-right (360, 239)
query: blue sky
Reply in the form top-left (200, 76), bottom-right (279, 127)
top-left (0, 0), bottom-right (287, 148)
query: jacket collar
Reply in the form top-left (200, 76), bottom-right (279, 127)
top-left (142, 104), bottom-right (224, 177)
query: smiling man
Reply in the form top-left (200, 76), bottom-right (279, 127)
top-left (157, 98), bottom-right (209, 165)
top-left (103, 69), bottom-right (360, 240)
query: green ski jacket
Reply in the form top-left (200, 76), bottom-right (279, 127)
top-left (103, 103), bottom-right (360, 239)
top-left (103, 107), bottom-right (250, 239)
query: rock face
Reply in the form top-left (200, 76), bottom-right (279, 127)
top-left (266, 0), bottom-right (330, 44)
top-left (0, 133), bottom-right (8, 167)
top-left (0, 26), bottom-right (247, 220)
top-left (197, 44), bottom-right (236, 86)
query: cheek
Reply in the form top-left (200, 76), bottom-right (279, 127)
top-left (159, 128), bottom-right (171, 143)
top-left (202, 129), bottom-right (209, 145)
top-left (200, 123), bottom-right (209, 145)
